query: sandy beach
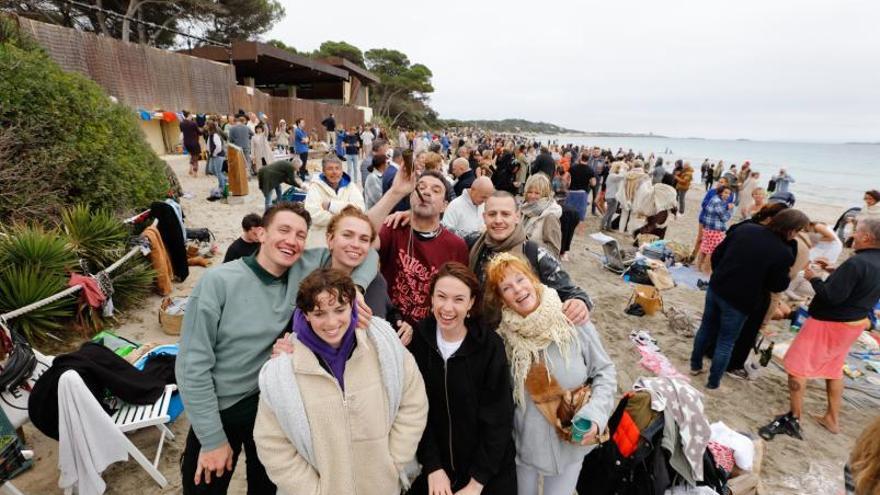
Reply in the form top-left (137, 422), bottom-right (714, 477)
top-left (12, 155), bottom-right (866, 494)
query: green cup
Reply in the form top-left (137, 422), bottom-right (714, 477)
top-left (570, 417), bottom-right (593, 443)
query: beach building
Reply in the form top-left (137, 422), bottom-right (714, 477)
top-left (14, 17), bottom-right (369, 155)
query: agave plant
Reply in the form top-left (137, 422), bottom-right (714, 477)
top-left (61, 204), bottom-right (128, 268)
top-left (109, 257), bottom-right (156, 312)
top-left (0, 266), bottom-right (74, 345)
top-left (0, 223), bottom-right (77, 274)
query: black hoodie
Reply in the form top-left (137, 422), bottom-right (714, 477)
top-left (407, 316), bottom-right (516, 494)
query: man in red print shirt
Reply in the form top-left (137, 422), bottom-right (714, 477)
top-left (367, 168), bottom-right (468, 326)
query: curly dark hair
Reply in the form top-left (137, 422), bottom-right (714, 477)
top-left (296, 268), bottom-right (356, 313)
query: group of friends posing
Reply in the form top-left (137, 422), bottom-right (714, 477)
top-left (176, 160), bottom-right (614, 495)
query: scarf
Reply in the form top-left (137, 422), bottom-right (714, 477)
top-left (520, 197), bottom-right (554, 220)
top-left (496, 286), bottom-right (580, 406)
top-left (293, 304), bottom-right (359, 390)
top-left (468, 223), bottom-right (529, 272)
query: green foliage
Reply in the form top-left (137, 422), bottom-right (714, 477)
top-left (109, 257), bottom-right (156, 312)
top-left (203, 0), bottom-right (285, 43)
top-left (267, 38), bottom-right (298, 54)
top-left (9, 0), bottom-right (284, 47)
top-left (0, 224), bottom-right (78, 275)
top-left (365, 48), bottom-right (435, 128)
top-left (61, 205), bottom-right (129, 268)
top-left (0, 267), bottom-right (74, 345)
top-left (439, 119), bottom-right (581, 134)
top-left (0, 21), bottom-right (171, 223)
top-left (313, 40), bottom-right (365, 67)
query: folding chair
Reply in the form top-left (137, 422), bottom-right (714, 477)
top-left (107, 383), bottom-right (177, 488)
top-left (602, 239), bottom-right (636, 274)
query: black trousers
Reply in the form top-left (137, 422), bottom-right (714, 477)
top-left (180, 394), bottom-right (276, 495)
top-left (298, 151), bottom-right (309, 180)
top-left (560, 208), bottom-right (580, 255)
top-left (727, 292), bottom-right (772, 371)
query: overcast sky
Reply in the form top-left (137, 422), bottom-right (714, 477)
top-left (267, 0), bottom-right (879, 143)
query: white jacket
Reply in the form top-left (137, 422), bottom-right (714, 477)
top-left (304, 174), bottom-right (365, 249)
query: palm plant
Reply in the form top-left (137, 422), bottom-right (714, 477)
top-left (109, 257), bottom-right (156, 312)
top-left (60, 204), bottom-right (128, 268)
top-left (0, 266), bottom-right (74, 345)
top-left (0, 224), bottom-right (77, 274)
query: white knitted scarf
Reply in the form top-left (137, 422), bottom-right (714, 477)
top-left (496, 286), bottom-right (580, 406)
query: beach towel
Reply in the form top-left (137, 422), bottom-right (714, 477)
top-left (57, 370), bottom-right (130, 495)
top-left (141, 225), bottom-right (173, 295)
top-left (633, 377), bottom-right (711, 483)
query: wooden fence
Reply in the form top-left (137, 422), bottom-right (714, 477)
top-left (15, 16), bottom-right (366, 134)
top-left (231, 86), bottom-right (364, 139)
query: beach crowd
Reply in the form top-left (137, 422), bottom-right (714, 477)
top-left (174, 113), bottom-right (880, 495)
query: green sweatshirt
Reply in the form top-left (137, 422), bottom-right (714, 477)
top-left (175, 248), bottom-right (378, 450)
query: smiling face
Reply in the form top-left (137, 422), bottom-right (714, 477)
top-left (323, 160), bottom-right (344, 188)
top-left (327, 216), bottom-right (373, 272)
top-left (525, 188), bottom-right (541, 204)
top-left (256, 210), bottom-right (308, 275)
top-left (483, 195), bottom-right (520, 242)
top-left (304, 291), bottom-right (353, 349)
top-left (431, 276), bottom-right (474, 334)
top-left (497, 267), bottom-right (539, 316)
top-left (411, 175), bottom-right (448, 220)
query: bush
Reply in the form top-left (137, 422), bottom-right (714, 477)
top-left (0, 16), bottom-right (172, 223)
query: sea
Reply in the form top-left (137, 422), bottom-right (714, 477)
top-left (536, 135), bottom-right (880, 209)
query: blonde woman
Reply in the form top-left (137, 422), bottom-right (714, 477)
top-left (484, 254), bottom-right (616, 495)
top-left (522, 174), bottom-right (563, 258)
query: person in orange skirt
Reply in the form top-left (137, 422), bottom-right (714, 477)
top-left (760, 217), bottom-right (880, 440)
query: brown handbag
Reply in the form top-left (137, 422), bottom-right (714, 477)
top-left (524, 360), bottom-right (592, 442)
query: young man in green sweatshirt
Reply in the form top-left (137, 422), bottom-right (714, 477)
top-left (176, 202), bottom-right (378, 494)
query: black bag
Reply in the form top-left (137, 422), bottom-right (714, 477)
top-left (577, 395), bottom-right (670, 495)
top-left (186, 227), bottom-right (215, 243)
top-left (767, 179), bottom-right (776, 192)
top-left (623, 260), bottom-right (654, 286)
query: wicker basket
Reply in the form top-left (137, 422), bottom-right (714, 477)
top-left (159, 297), bottom-right (184, 336)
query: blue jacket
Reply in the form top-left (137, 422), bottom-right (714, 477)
top-left (294, 127), bottom-right (309, 154)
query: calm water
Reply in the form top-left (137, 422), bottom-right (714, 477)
top-left (538, 135), bottom-right (880, 208)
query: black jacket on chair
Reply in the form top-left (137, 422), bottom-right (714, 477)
top-left (407, 316), bottom-right (516, 494)
top-left (28, 343), bottom-right (168, 440)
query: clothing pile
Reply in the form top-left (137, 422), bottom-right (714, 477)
top-left (577, 382), bottom-right (728, 495)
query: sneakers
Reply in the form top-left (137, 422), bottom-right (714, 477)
top-left (759, 412), bottom-right (803, 441)
top-left (696, 279), bottom-right (710, 291)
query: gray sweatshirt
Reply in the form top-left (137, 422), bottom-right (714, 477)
top-left (176, 249), bottom-right (378, 450)
top-left (513, 322), bottom-right (617, 475)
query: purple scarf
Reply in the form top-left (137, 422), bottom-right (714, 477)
top-left (293, 303), bottom-right (359, 390)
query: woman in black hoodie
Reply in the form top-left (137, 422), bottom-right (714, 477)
top-left (408, 262), bottom-right (517, 495)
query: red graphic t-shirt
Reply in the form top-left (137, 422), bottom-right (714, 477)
top-left (379, 224), bottom-right (469, 325)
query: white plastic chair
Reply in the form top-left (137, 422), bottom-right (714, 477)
top-left (107, 383), bottom-right (177, 488)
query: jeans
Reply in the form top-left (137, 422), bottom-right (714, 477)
top-left (690, 288), bottom-right (749, 388)
top-left (589, 184), bottom-right (602, 214)
top-left (208, 156), bottom-right (227, 192)
top-left (677, 189), bottom-right (687, 214)
top-left (516, 462), bottom-right (582, 495)
top-left (180, 394), bottom-right (276, 495)
top-left (602, 198), bottom-right (619, 230)
top-left (263, 185), bottom-right (282, 210)
top-left (346, 153), bottom-right (360, 184)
